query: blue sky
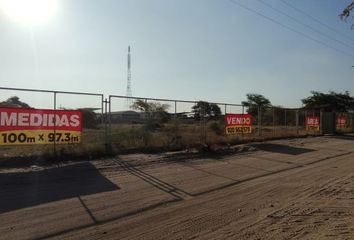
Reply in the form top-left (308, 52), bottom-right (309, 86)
top-left (1, 0), bottom-right (354, 109)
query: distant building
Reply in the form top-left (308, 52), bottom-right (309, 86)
top-left (110, 110), bottom-right (145, 123)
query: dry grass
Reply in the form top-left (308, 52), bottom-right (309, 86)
top-left (109, 122), bottom-right (323, 152)
top-left (0, 127), bottom-right (107, 160)
top-left (0, 122), bottom-right (348, 160)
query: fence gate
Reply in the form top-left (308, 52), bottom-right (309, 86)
top-left (321, 112), bottom-right (336, 134)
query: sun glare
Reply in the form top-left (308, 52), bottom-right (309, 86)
top-left (0, 0), bottom-right (59, 26)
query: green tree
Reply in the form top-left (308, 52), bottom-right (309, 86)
top-left (131, 100), bottom-right (170, 128)
top-left (242, 93), bottom-right (271, 115)
top-left (0, 96), bottom-right (31, 108)
top-left (192, 101), bottom-right (221, 120)
top-left (130, 100), bottom-right (171, 147)
top-left (78, 108), bottom-right (100, 129)
top-left (301, 91), bottom-right (354, 112)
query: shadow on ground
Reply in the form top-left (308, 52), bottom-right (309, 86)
top-left (0, 162), bottom-right (118, 214)
top-left (252, 143), bottom-right (315, 155)
top-left (329, 134), bottom-right (354, 141)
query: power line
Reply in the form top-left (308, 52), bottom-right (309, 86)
top-left (256, 0), bottom-right (354, 52)
top-left (279, 0), bottom-right (354, 44)
top-left (228, 0), bottom-right (354, 58)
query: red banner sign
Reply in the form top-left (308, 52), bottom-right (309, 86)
top-left (337, 117), bottom-right (346, 126)
top-left (0, 108), bottom-right (82, 145)
top-left (225, 114), bottom-right (252, 134)
top-left (306, 116), bottom-right (320, 131)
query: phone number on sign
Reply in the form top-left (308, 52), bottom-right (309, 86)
top-left (225, 126), bottom-right (252, 134)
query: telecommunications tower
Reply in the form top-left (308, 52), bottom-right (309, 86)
top-left (126, 46), bottom-right (132, 100)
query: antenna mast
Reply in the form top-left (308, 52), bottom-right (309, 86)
top-left (126, 46), bottom-right (132, 100)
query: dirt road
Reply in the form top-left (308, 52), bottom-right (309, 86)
top-left (1, 135), bottom-right (354, 239)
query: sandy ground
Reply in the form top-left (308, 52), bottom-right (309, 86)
top-left (1, 135), bottom-right (354, 239)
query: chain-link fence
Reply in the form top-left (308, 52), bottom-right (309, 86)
top-left (108, 95), bottom-right (204, 152)
top-left (1, 87), bottom-right (353, 158)
top-left (0, 87), bottom-right (104, 159)
top-left (107, 97), bottom-right (350, 153)
top-left (335, 112), bottom-right (354, 134)
top-left (259, 108), bottom-right (323, 138)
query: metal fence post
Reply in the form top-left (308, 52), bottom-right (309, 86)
top-left (53, 91), bottom-right (57, 157)
top-left (224, 104), bottom-right (227, 135)
top-left (304, 110), bottom-right (307, 133)
top-left (108, 96), bottom-right (112, 147)
top-left (101, 96), bottom-right (104, 125)
top-left (174, 101), bottom-right (177, 120)
top-left (320, 110), bottom-right (323, 135)
top-left (258, 106), bottom-right (261, 136)
top-left (242, 105), bottom-right (245, 139)
top-left (296, 109), bottom-right (299, 136)
top-left (202, 102), bottom-right (206, 145)
top-left (199, 102), bottom-right (203, 145)
top-left (174, 101), bottom-right (178, 142)
top-left (284, 109), bottom-right (287, 128)
top-left (272, 107), bottom-right (275, 136)
top-left (143, 98), bottom-right (148, 147)
top-left (104, 98), bottom-right (108, 153)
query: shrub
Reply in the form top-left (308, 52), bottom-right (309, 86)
top-left (209, 121), bottom-right (224, 135)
